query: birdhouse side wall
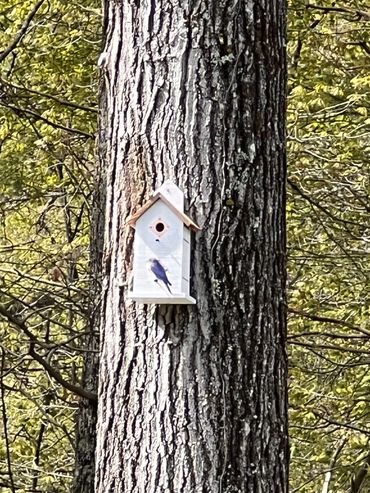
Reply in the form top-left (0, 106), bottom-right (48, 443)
top-left (181, 227), bottom-right (191, 295)
top-left (132, 201), bottom-right (184, 296)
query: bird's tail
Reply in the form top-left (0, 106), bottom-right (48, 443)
top-left (166, 282), bottom-right (172, 294)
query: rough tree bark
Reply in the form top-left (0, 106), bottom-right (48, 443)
top-left (95, 0), bottom-right (288, 491)
top-left (71, 190), bottom-right (103, 492)
top-left (71, 84), bottom-right (108, 493)
top-left (71, 338), bottom-right (98, 493)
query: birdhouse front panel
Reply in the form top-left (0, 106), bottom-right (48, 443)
top-left (131, 200), bottom-right (185, 299)
top-left (127, 181), bottom-right (200, 304)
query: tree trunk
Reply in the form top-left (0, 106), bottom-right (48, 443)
top-left (72, 79), bottom-right (108, 493)
top-left (71, 344), bottom-right (98, 493)
top-left (95, 0), bottom-right (288, 491)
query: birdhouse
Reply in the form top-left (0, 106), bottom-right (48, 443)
top-left (127, 181), bottom-right (200, 304)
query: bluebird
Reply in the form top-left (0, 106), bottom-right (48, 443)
top-left (148, 258), bottom-right (172, 293)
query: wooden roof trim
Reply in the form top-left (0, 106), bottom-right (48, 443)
top-left (126, 192), bottom-right (201, 231)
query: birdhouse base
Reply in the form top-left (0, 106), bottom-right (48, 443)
top-left (128, 292), bottom-right (196, 305)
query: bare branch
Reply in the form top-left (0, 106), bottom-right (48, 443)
top-left (1, 102), bottom-right (95, 139)
top-left (0, 0), bottom-right (45, 64)
top-left (32, 422), bottom-right (45, 491)
top-left (287, 331), bottom-right (367, 340)
top-left (322, 438), bottom-right (347, 493)
top-left (0, 304), bottom-right (44, 345)
top-left (351, 452), bottom-right (370, 493)
top-left (0, 77), bottom-right (98, 114)
top-left (0, 348), bottom-right (16, 493)
top-left (313, 410), bottom-right (370, 436)
top-left (306, 4), bottom-right (370, 21)
top-left (288, 178), bottom-right (363, 228)
top-left (29, 343), bottom-right (97, 402)
top-left (290, 340), bottom-right (370, 357)
top-left (289, 308), bottom-right (370, 337)
top-left (0, 305), bottom-right (97, 402)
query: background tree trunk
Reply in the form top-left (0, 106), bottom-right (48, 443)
top-left (71, 190), bottom-right (102, 492)
top-left (95, 0), bottom-right (288, 491)
top-left (72, 78), bottom-right (108, 493)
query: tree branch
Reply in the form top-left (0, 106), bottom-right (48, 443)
top-left (0, 77), bottom-right (98, 113)
top-left (290, 340), bottom-right (370, 356)
top-left (289, 308), bottom-right (370, 337)
top-left (1, 102), bottom-right (94, 139)
top-left (287, 330), bottom-right (366, 340)
top-left (306, 4), bottom-right (370, 21)
top-left (0, 0), bottom-right (45, 64)
top-left (288, 178), bottom-right (362, 227)
top-left (0, 304), bottom-right (43, 345)
top-left (322, 438), bottom-right (347, 493)
top-left (345, 41), bottom-right (370, 56)
top-left (351, 452), bottom-right (370, 493)
top-left (314, 410), bottom-right (370, 436)
top-left (29, 343), bottom-right (97, 402)
top-left (0, 305), bottom-right (97, 402)
top-left (0, 348), bottom-right (16, 493)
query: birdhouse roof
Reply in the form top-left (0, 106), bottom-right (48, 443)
top-left (126, 192), bottom-right (201, 231)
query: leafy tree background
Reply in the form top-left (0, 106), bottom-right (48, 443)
top-left (288, 1), bottom-right (370, 491)
top-left (0, 0), bottom-right (369, 491)
top-left (0, 0), bottom-right (99, 491)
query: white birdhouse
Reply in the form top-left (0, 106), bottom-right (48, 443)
top-left (127, 181), bottom-right (200, 304)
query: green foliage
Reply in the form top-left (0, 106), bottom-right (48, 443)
top-left (0, 0), bottom-right (99, 490)
top-left (288, 1), bottom-right (370, 491)
top-left (1, 0), bottom-right (369, 491)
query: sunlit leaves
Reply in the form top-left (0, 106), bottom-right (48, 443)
top-left (288, 0), bottom-right (370, 491)
top-left (0, 0), bottom-right (99, 490)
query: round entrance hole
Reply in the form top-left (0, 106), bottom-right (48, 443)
top-left (155, 222), bottom-right (165, 233)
